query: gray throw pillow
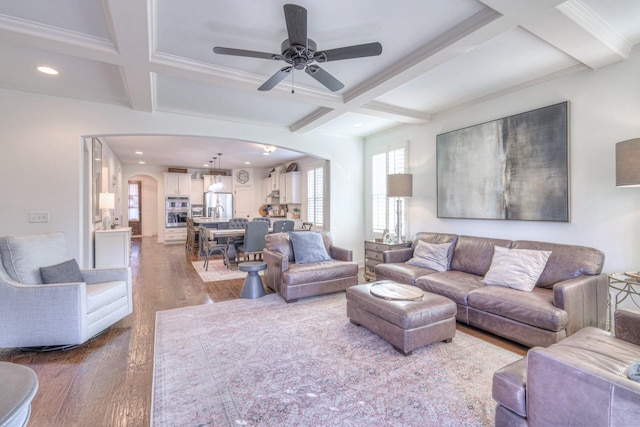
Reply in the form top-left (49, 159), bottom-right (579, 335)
top-left (483, 246), bottom-right (551, 292)
top-left (629, 361), bottom-right (640, 382)
top-left (40, 259), bottom-right (85, 284)
top-left (289, 232), bottom-right (331, 264)
top-left (406, 241), bottom-right (453, 272)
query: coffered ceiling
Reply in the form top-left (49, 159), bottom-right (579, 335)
top-left (0, 0), bottom-right (638, 169)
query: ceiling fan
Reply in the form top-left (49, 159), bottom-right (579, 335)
top-left (213, 4), bottom-right (382, 92)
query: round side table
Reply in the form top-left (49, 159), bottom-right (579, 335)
top-left (238, 261), bottom-right (267, 299)
top-left (0, 362), bottom-right (39, 427)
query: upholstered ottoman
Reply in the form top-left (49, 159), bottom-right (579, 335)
top-left (346, 281), bottom-right (457, 355)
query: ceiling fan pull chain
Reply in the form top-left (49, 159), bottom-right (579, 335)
top-left (291, 71), bottom-right (295, 94)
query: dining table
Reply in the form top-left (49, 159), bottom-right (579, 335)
top-left (207, 227), bottom-right (304, 262)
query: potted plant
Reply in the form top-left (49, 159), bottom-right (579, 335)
top-left (292, 207), bottom-right (300, 219)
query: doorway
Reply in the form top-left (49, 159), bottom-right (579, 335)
top-left (128, 180), bottom-right (142, 236)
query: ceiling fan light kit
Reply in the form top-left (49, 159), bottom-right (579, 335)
top-left (213, 4), bottom-right (382, 92)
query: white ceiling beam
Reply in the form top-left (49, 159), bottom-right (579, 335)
top-left (522, 0), bottom-right (632, 69)
top-left (104, 0), bottom-right (153, 112)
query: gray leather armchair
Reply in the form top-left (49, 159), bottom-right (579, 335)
top-left (493, 309), bottom-right (640, 426)
top-left (0, 232), bottom-right (133, 349)
top-left (263, 231), bottom-right (358, 303)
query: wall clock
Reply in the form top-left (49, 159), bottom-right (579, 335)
top-left (236, 169), bottom-right (249, 184)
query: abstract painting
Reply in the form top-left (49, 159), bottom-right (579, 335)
top-left (437, 102), bottom-right (569, 221)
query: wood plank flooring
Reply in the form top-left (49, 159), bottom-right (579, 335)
top-left (0, 236), bottom-right (527, 426)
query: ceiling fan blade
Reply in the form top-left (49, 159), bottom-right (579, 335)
top-left (213, 46), bottom-right (283, 61)
top-left (283, 4), bottom-right (307, 46)
top-left (258, 66), bottom-right (293, 91)
top-left (305, 65), bottom-right (344, 92)
top-left (315, 42), bottom-right (382, 62)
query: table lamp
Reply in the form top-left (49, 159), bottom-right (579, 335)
top-left (387, 174), bottom-right (413, 243)
top-left (99, 192), bottom-right (115, 230)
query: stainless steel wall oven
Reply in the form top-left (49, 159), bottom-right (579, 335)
top-left (166, 196), bottom-right (189, 227)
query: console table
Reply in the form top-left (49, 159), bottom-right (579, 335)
top-left (95, 227), bottom-right (132, 268)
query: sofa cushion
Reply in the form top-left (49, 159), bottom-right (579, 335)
top-left (468, 286), bottom-right (567, 332)
top-left (0, 232), bottom-right (69, 285)
top-left (283, 260), bottom-right (358, 286)
top-left (406, 241), bottom-right (453, 272)
top-left (483, 246), bottom-right (551, 292)
top-left (511, 240), bottom-right (605, 288)
top-left (375, 262), bottom-right (437, 285)
top-left (40, 259), bottom-right (84, 284)
top-left (450, 235), bottom-right (512, 276)
top-left (289, 231), bottom-right (331, 264)
top-left (415, 270), bottom-right (485, 306)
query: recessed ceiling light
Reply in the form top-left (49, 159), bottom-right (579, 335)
top-left (135, 151), bottom-right (143, 155)
top-left (353, 123), bottom-right (363, 128)
top-left (138, 161), bottom-right (145, 164)
top-left (244, 161), bottom-right (251, 165)
top-left (37, 66), bottom-right (58, 75)
top-left (203, 163), bottom-right (209, 167)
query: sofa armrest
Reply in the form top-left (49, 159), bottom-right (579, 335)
top-left (382, 247), bottom-right (413, 263)
top-left (553, 274), bottom-right (608, 335)
top-left (0, 276), bottom-right (88, 346)
top-left (330, 246), bottom-right (352, 262)
top-left (615, 309), bottom-right (640, 346)
top-left (527, 342), bottom-right (640, 427)
top-left (263, 249), bottom-right (288, 292)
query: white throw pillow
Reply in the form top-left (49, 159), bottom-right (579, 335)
top-left (483, 246), bottom-right (552, 292)
top-left (406, 240), bottom-right (453, 272)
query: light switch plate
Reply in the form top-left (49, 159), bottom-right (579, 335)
top-left (29, 211), bottom-right (50, 223)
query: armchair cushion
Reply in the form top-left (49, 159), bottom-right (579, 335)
top-left (629, 361), bottom-right (640, 381)
top-left (406, 241), bottom-right (453, 272)
top-left (0, 232), bottom-right (69, 285)
top-left (483, 246), bottom-right (551, 292)
top-left (40, 259), bottom-right (84, 284)
top-left (289, 232), bottom-right (331, 264)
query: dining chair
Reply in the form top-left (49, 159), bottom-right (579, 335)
top-left (273, 220), bottom-right (295, 233)
top-left (302, 222), bottom-right (313, 230)
top-left (228, 217), bottom-right (249, 249)
top-left (200, 227), bottom-right (229, 270)
top-left (237, 220), bottom-right (269, 261)
top-left (253, 217), bottom-right (271, 226)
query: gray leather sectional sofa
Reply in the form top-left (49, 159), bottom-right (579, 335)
top-left (375, 232), bottom-right (607, 348)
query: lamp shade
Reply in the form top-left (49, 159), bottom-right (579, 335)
top-left (99, 192), bottom-right (115, 209)
top-left (387, 174), bottom-right (413, 197)
top-left (616, 138), bottom-right (640, 187)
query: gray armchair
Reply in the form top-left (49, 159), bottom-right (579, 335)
top-left (493, 309), bottom-right (640, 426)
top-left (0, 232), bottom-right (133, 349)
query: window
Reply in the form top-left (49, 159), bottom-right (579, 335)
top-left (307, 164), bottom-right (324, 228)
top-left (128, 181), bottom-right (140, 221)
top-left (371, 143), bottom-right (407, 235)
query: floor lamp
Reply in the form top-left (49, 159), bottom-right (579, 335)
top-left (387, 174), bottom-right (413, 243)
top-left (99, 192), bottom-right (115, 230)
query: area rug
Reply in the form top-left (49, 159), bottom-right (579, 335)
top-left (191, 260), bottom-right (262, 282)
top-left (152, 293), bottom-right (521, 426)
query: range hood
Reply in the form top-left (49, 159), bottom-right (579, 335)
top-left (267, 190), bottom-right (280, 198)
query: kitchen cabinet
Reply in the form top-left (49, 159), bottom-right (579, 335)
top-left (285, 171), bottom-right (302, 204)
top-left (203, 175), bottom-right (232, 192)
top-left (364, 240), bottom-right (412, 281)
top-left (262, 177), bottom-right (271, 201)
top-left (165, 227), bottom-right (187, 244)
top-left (278, 172), bottom-right (302, 204)
top-left (95, 227), bottom-right (132, 268)
top-left (164, 173), bottom-right (191, 196)
top-left (190, 179), bottom-right (204, 204)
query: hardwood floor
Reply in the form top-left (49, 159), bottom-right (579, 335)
top-left (0, 236), bottom-right (527, 426)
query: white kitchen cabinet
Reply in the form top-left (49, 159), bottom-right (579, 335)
top-left (262, 177), bottom-right (271, 201)
top-left (95, 227), bottom-right (132, 268)
top-left (164, 227), bottom-right (187, 244)
top-left (203, 175), bottom-right (233, 192)
top-left (278, 171), bottom-right (302, 204)
top-left (164, 173), bottom-right (191, 196)
top-left (190, 179), bottom-right (204, 204)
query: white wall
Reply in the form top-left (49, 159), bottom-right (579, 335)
top-left (0, 89), bottom-right (364, 267)
top-left (365, 53), bottom-right (640, 274)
